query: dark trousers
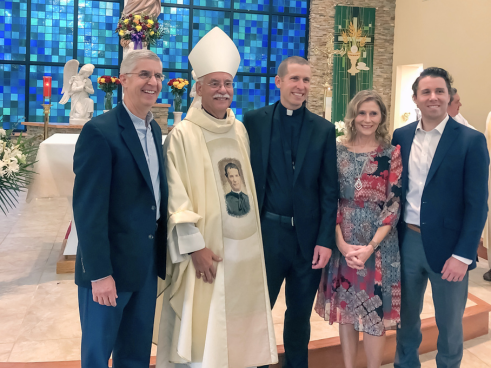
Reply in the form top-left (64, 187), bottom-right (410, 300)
top-left (78, 262), bottom-right (158, 368)
top-left (260, 215), bottom-right (322, 368)
top-left (394, 227), bottom-right (468, 368)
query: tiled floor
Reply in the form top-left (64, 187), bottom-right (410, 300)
top-left (1, 194), bottom-right (491, 366)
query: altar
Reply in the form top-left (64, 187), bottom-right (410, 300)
top-left (26, 133), bottom-right (167, 273)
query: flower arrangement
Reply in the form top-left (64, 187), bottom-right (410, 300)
top-left (334, 121), bottom-right (346, 139)
top-left (167, 78), bottom-right (189, 112)
top-left (116, 14), bottom-right (164, 49)
top-left (97, 76), bottom-right (121, 111)
top-left (0, 117), bottom-right (37, 214)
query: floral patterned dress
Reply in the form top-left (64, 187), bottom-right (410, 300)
top-left (315, 142), bottom-right (403, 336)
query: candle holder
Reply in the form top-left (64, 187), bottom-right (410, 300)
top-left (41, 100), bottom-right (51, 140)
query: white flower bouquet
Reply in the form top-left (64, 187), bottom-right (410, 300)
top-left (334, 120), bottom-right (346, 138)
top-left (0, 119), bottom-right (37, 214)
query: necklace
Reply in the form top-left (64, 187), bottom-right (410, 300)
top-left (352, 145), bottom-right (368, 191)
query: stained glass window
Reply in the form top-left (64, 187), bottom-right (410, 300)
top-left (153, 7), bottom-right (190, 70)
top-left (0, 0), bottom-right (27, 61)
top-left (232, 75), bottom-right (267, 121)
top-left (30, 0), bottom-right (75, 63)
top-left (269, 15), bottom-right (306, 73)
top-left (0, 64), bottom-right (26, 130)
top-left (28, 65), bottom-right (69, 123)
top-left (233, 13), bottom-right (269, 73)
top-left (192, 9), bottom-right (231, 47)
top-left (77, 0), bottom-right (120, 65)
top-left (0, 0), bottom-right (308, 127)
top-left (271, 0), bottom-right (307, 14)
top-left (193, 0), bottom-right (230, 9)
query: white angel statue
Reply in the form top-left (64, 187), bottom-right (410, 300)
top-left (59, 60), bottom-right (95, 126)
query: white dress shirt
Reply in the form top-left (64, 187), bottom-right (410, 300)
top-left (404, 115), bottom-right (471, 265)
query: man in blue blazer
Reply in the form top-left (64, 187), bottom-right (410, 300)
top-left (392, 67), bottom-right (489, 368)
top-left (243, 56), bottom-right (338, 368)
top-left (73, 50), bottom-right (168, 368)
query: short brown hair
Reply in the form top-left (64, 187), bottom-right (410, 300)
top-left (412, 67), bottom-right (453, 97)
top-left (277, 56), bottom-right (310, 78)
top-left (342, 90), bottom-right (390, 146)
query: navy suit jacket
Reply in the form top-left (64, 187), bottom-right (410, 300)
top-left (392, 117), bottom-right (489, 273)
top-left (243, 102), bottom-right (338, 261)
top-left (73, 103), bottom-right (168, 291)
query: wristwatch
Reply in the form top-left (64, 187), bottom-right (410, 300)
top-left (369, 240), bottom-right (380, 251)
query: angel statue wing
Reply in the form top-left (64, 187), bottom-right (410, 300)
top-left (59, 59), bottom-right (80, 105)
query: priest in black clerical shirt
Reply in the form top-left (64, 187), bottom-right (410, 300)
top-left (243, 56), bottom-right (338, 368)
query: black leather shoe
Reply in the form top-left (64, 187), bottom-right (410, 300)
top-left (483, 269), bottom-right (491, 282)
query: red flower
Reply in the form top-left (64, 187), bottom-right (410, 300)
top-left (115, 79), bottom-right (121, 85)
top-left (142, 25), bottom-right (147, 30)
top-left (155, 23), bottom-right (158, 29)
top-left (104, 76), bottom-right (112, 83)
top-left (141, 34), bottom-right (145, 39)
top-left (144, 16), bottom-right (149, 20)
top-left (128, 13), bottom-right (133, 17)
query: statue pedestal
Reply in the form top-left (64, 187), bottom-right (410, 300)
top-left (151, 103), bottom-right (171, 134)
top-left (69, 117), bottom-right (89, 126)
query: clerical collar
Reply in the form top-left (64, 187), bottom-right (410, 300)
top-left (279, 102), bottom-right (305, 117)
top-left (202, 106), bottom-right (227, 120)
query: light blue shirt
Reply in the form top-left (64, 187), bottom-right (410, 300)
top-left (123, 102), bottom-right (161, 221)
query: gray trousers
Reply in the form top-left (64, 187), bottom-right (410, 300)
top-left (394, 227), bottom-right (468, 368)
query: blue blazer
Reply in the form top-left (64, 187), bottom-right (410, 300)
top-left (243, 102), bottom-right (338, 260)
top-left (392, 117), bottom-right (489, 272)
top-left (73, 103), bottom-right (168, 291)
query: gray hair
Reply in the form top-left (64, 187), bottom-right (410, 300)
top-left (120, 50), bottom-right (162, 75)
top-left (449, 87), bottom-right (458, 104)
top-left (277, 56), bottom-right (310, 78)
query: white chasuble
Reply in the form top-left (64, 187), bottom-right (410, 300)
top-left (156, 107), bottom-right (277, 368)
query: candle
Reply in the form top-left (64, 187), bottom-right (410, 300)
top-left (43, 76), bottom-right (52, 99)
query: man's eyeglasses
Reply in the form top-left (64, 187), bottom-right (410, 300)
top-left (206, 81), bottom-right (235, 89)
top-left (126, 71), bottom-right (165, 82)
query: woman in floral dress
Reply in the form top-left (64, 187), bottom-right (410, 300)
top-left (315, 90), bottom-right (403, 368)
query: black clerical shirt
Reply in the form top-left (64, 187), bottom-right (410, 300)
top-left (263, 102), bottom-right (305, 217)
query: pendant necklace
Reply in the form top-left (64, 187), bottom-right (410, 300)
top-left (353, 145), bottom-right (368, 191)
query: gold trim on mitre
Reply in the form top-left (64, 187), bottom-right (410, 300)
top-left (188, 27), bottom-right (241, 79)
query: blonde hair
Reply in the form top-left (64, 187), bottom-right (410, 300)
top-left (342, 90), bottom-right (390, 146)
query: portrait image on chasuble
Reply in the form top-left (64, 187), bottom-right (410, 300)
top-left (219, 159), bottom-right (251, 218)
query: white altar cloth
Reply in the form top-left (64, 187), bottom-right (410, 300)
top-left (26, 133), bottom-right (167, 256)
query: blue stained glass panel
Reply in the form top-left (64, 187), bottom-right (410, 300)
top-left (231, 75), bottom-right (267, 121)
top-left (90, 68), bottom-right (120, 118)
top-left (270, 16), bottom-right (306, 73)
top-left (77, 0), bottom-right (120, 66)
top-left (233, 0), bottom-right (269, 12)
top-left (30, 0), bottom-right (75, 63)
top-left (192, 10), bottom-right (231, 48)
top-left (233, 13), bottom-right (268, 73)
top-left (268, 76), bottom-right (280, 105)
top-left (153, 7), bottom-right (190, 70)
top-left (0, 0), bottom-right (27, 61)
top-left (0, 64), bottom-right (26, 130)
top-left (161, 0), bottom-right (189, 6)
top-left (157, 71), bottom-right (189, 126)
top-left (272, 0), bottom-right (307, 14)
top-left (29, 65), bottom-right (71, 123)
top-left (193, 0), bottom-right (230, 9)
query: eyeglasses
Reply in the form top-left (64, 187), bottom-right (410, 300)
top-left (206, 81), bottom-right (235, 89)
top-left (126, 71), bottom-right (165, 82)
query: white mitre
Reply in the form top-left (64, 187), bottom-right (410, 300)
top-left (189, 27), bottom-right (241, 79)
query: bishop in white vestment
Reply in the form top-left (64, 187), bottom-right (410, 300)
top-left (156, 27), bottom-right (278, 368)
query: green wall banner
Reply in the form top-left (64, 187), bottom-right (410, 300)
top-left (331, 5), bottom-right (375, 123)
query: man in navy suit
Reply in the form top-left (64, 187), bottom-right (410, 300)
top-left (392, 67), bottom-right (489, 368)
top-left (243, 56), bottom-right (338, 368)
top-left (73, 50), bottom-right (168, 368)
